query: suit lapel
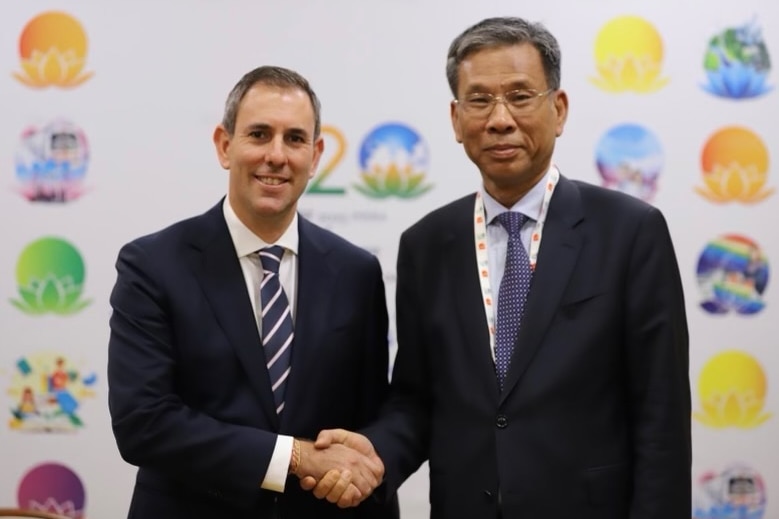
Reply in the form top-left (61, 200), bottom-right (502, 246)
top-left (191, 202), bottom-right (280, 427)
top-left (500, 177), bottom-right (584, 403)
top-left (449, 195), bottom-right (501, 399)
top-left (279, 216), bottom-right (335, 428)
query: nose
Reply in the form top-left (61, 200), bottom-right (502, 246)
top-left (486, 100), bottom-right (516, 134)
top-left (265, 136), bottom-right (288, 169)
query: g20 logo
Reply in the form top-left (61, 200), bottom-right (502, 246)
top-left (307, 122), bottom-right (433, 199)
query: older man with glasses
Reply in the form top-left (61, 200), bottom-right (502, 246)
top-left (305, 16), bottom-right (692, 519)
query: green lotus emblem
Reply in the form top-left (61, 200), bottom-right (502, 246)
top-left (11, 237), bottom-right (91, 315)
top-left (354, 163), bottom-right (433, 199)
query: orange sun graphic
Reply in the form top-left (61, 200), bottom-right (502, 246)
top-left (696, 126), bottom-right (773, 203)
top-left (13, 11), bottom-right (94, 88)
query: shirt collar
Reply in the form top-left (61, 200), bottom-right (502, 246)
top-left (222, 198), bottom-right (299, 258)
top-left (481, 166), bottom-right (551, 224)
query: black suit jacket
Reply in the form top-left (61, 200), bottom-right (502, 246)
top-left (108, 201), bottom-right (399, 519)
top-left (367, 176), bottom-right (691, 518)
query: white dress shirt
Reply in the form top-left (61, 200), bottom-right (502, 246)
top-left (222, 199), bottom-right (295, 493)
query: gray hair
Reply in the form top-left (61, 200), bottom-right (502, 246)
top-left (221, 65), bottom-right (321, 138)
top-left (446, 17), bottom-right (562, 97)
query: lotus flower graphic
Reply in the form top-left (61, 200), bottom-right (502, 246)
top-left (354, 123), bottom-right (433, 199)
top-left (693, 351), bottom-right (771, 429)
top-left (696, 126), bottom-right (773, 204)
top-left (590, 16), bottom-right (669, 93)
top-left (702, 19), bottom-right (773, 99)
top-left (18, 462), bottom-right (86, 518)
top-left (11, 237), bottom-right (91, 315)
top-left (12, 11), bottom-right (94, 89)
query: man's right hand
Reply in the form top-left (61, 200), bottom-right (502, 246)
top-left (298, 429), bottom-right (383, 508)
top-left (292, 433), bottom-right (383, 508)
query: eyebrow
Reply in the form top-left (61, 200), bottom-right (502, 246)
top-left (244, 123), bottom-right (311, 138)
top-left (244, 123), bottom-right (270, 133)
top-left (463, 79), bottom-right (536, 93)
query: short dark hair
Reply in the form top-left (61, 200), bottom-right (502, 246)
top-left (221, 65), bottom-right (321, 138)
top-left (446, 17), bottom-right (562, 97)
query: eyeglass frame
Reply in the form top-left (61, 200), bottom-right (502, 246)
top-left (454, 88), bottom-right (556, 117)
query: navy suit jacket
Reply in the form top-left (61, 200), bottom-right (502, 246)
top-left (366, 176), bottom-right (691, 518)
top-left (108, 201), bottom-right (399, 519)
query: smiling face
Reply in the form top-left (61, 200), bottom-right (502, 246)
top-left (213, 83), bottom-right (323, 241)
top-left (451, 43), bottom-right (568, 207)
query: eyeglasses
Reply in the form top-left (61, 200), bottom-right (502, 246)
top-left (455, 88), bottom-right (555, 117)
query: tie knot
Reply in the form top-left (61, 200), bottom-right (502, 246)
top-left (258, 246), bottom-right (284, 274)
top-left (495, 211), bottom-right (528, 237)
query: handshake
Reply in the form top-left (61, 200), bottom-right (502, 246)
top-left (290, 429), bottom-right (383, 508)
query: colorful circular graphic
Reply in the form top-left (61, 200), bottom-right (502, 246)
top-left (694, 350), bottom-right (771, 429)
top-left (15, 119), bottom-right (90, 202)
top-left (696, 234), bottom-right (769, 315)
top-left (354, 122), bottom-right (432, 199)
top-left (18, 462), bottom-right (86, 518)
top-left (11, 237), bottom-right (91, 315)
top-left (697, 126), bottom-right (772, 203)
top-left (13, 11), bottom-right (93, 88)
top-left (694, 464), bottom-right (766, 518)
top-left (595, 123), bottom-right (663, 201)
top-left (8, 351), bottom-right (98, 432)
top-left (591, 16), bottom-right (669, 92)
top-left (702, 19), bottom-right (773, 99)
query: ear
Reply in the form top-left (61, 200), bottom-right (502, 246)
top-left (309, 134), bottom-right (325, 179)
top-left (213, 125), bottom-right (231, 169)
top-left (450, 100), bottom-right (463, 143)
top-left (552, 89), bottom-right (569, 137)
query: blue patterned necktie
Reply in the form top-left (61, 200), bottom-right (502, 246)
top-left (258, 246), bottom-right (294, 414)
top-left (494, 212), bottom-right (532, 390)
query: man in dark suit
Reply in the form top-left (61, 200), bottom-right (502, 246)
top-left (107, 66), bottom-right (398, 519)
top-left (306, 17), bottom-right (692, 518)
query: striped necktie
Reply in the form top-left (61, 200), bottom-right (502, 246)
top-left (494, 212), bottom-right (532, 390)
top-left (258, 246), bottom-right (294, 414)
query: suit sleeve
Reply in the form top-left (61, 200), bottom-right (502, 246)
top-left (624, 207), bottom-right (692, 518)
top-left (363, 230), bottom-right (431, 495)
top-left (108, 240), bottom-right (278, 506)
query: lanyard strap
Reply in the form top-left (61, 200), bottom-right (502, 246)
top-left (473, 166), bottom-right (560, 353)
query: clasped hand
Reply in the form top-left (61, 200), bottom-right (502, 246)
top-left (294, 429), bottom-right (381, 508)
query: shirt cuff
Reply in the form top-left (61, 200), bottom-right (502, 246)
top-left (260, 434), bottom-right (293, 492)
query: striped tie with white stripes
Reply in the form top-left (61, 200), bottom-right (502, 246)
top-left (258, 246), bottom-right (294, 414)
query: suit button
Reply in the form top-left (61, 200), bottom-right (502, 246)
top-left (496, 415), bottom-right (508, 428)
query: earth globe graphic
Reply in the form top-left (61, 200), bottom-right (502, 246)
top-left (703, 20), bottom-right (773, 99)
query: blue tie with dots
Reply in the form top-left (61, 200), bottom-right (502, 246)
top-left (495, 212), bottom-right (532, 390)
top-left (258, 246), bottom-right (294, 414)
